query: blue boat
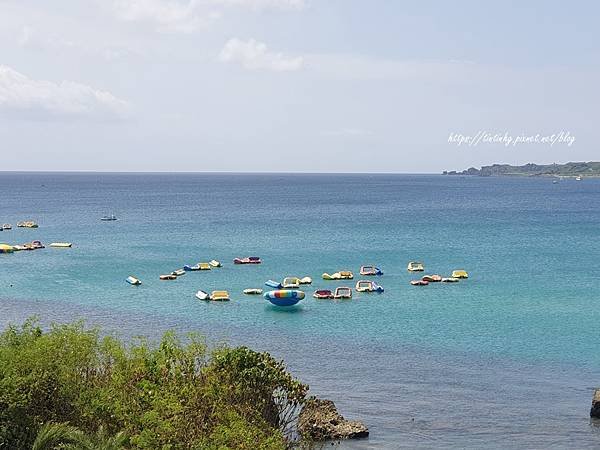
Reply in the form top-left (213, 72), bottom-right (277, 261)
top-left (184, 264), bottom-right (200, 271)
top-left (265, 279), bottom-right (282, 289)
top-left (264, 290), bottom-right (305, 307)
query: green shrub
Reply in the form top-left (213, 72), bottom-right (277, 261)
top-left (0, 319), bottom-right (308, 450)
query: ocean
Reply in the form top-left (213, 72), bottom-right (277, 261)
top-left (1, 172), bottom-right (599, 448)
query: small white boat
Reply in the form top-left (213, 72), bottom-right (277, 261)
top-left (160, 274), bottom-right (177, 280)
top-left (333, 287), bottom-right (352, 299)
top-left (50, 242), bottom-right (73, 248)
top-left (172, 269), bottom-right (186, 277)
top-left (243, 288), bottom-right (263, 295)
top-left (441, 277), bottom-right (460, 283)
top-left (2, 224), bottom-right (11, 230)
top-left (575, 175), bottom-right (582, 181)
top-left (195, 290), bottom-right (210, 301)
top-left (126, 276), bottom-right (141, 286)
top-left (101, 214), bottom-right (117, 221)
top-left (299, 276), bottom-right (312, 284)
top-left (407, 261), bottom-right (424, 272)
top-left (209, 260), bottom-right (222, 268)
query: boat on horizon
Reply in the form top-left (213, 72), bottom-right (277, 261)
top-left (100, 214), bottom-right (118, 221)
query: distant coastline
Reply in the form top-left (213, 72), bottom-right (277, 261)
top-left (443, 161), bottom-right (600, 178)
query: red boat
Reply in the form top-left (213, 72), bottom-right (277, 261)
top-left (410, 280), bottom-right (429, 286)
top-left (233, 256), bottom-right (261, 265)
top-left (313, 289), bottom-right (333, 299)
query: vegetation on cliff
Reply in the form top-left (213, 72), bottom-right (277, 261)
top-left (0, 319), bottom-right (308, 449)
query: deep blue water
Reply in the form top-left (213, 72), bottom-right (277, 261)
top-left (1, 172), bottom-right (599, 448)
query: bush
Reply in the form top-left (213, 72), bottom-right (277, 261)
top-left (0, 319), bottom-right (309, 449)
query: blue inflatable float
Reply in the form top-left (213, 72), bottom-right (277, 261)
top-left (264, 290), bottom-right (305, 307)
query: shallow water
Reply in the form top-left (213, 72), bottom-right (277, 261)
top-left (1, 173), bottom-right (599, 448)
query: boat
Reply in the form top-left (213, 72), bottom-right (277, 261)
top-left (265, 279), bottom-right (282, 289)
top-left (313, 289), bottom-right (333, 299)
top-left (17, 221), bottom-right (38, 228)
top-left (243, 288), bottom-right (263, 295)
top-left (198, 262), bottom-right (211, 270)
top-left (282, 277), bottom-right (301, 289)
top-left (31, 240), bottom-right (45, 249)
top-left (322, 271), bottom-right (354, 280)
top-left (410, 280), bottom-right (429, 286)
top-left (0, 243), bottom-right (14, 254)
top-left (407, 262), bottom-right (424, 272)
top-left (50, 242), bottom-right (72, 248)
top-left (421, 274), bottom-right (442, 282)
top-left (233, 256), bottom-right (261, 264)
top-left (2, 224), bottom-right (11, 230)
top-left (451, 270), bottom-right (468, 279)
top-left (172, 269), bottom-right (186, 277)
top-left (355, 280), bottom-right (384, 293)
top-left (126, 276), bottom-right (141, 285)
top-left (441, 277), bottom-right (460, 283)
top-left (299, 276), bottom-right (312, 285)
top-left (12, 245), bottom-right (27, 251)
top-left (576, 175), bottom-right (582, 181)
top-left (360, 265), bottom-right (383, 276)
top-left (210, 290), bottom-right (230, 301)
top-left (195, 290), bottom-right (210, 301)
top-left (184, 264), bottom-right (201, 271)
top-left (100, 215), bottom-right (117, 221)
top-left (160, 274), bottom-right (177, 280)
top-left (333, 287), bottom-right (352, 299)
top-left (263, 290), bottom-right (305, 307)
top-left (209, 260), bottom-right (221, 268)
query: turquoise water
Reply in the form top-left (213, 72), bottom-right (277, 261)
top-left (1, 173), bottom-right (600, 448)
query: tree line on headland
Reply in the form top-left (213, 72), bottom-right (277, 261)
top-left (443, 161), bottom-right (600, 177)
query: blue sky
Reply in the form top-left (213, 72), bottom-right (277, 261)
top-left (0, 0), bottom-right (598, 172)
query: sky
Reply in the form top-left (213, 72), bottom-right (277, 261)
top-left (0, 0), bottom-right (598, 173)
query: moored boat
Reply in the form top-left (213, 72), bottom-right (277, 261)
top-left (233, 256), bottom-right (261, 264)
top-left (2, 224), bottom-right (11, 230)
top-left (333, 287), bottom-right (352, 299)
top-left (410, 279), bottom-right (429, 286)
top-left (299, 276), bottom-right (312, 284)
top-left (195, 290), bottom-right (210, 301)
top-left (264, 289), bottom-right (305, 306)
top-left (100, 214), bottom-right (117, 221)
top-left (451, 270), bottom-right (468, 279)
top-left (421, 274), bottom-right (442, 282)
top-left (31, 240), bottom-right (45, 249)
top-left (198, 262), bottom-right (211, 270)
top-left (355, 280), bottom-right (384, 293)
top-left (407, 261), bottom-right (424, 272)
top-left (160, 274), bottom-right (177, 280)
top-left (313, 289), bottom-right (333, 299)
top-left (126, 276), bottom-right (141, 285)
top-left (172, 269), bottom-right (186, 277)
top-left (209, 260), bottom-right (221, 267)
top-left (50, 242), bottom-right (72, 248)
top-left (210, 290), bottom-right (230, 301)
top-left (360, 265), bottom-right (383, 276)
top-left (17, 221), bottom-right (38, 228)
top-left (243, 288), bottom-right (263, 295)
top-left (0, 243), bottom-right (14, 253)
top-left (265, 279), bottom-right (282, 289)
top-left (322, 271), bottom-right (354, 280)
top-left (184, 264), bottom-right (201, 271)
top-left (441, 277), bottom-right (460, 283)
top-left (282, 277), bottom-right (301, 289)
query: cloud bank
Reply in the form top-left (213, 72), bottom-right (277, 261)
top-left (219, 38), bottom-right (303, 71)
top-left (0, 66), bottom-right (131, 119)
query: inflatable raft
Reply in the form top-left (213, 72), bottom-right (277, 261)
top-left (264, 290), bottom-right (305, 307)
top-left (126, 276), bottom-right (141, 286)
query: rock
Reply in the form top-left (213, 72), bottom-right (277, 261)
top-left (298, 398), bottom-right (369, 441)
top-left (591, 389), bottom-right (600, 418)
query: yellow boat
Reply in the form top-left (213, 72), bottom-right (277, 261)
top-left (322, 271), bottom-right (354, 280)
top-left (451, 270), bottom-right (468, 279)
top-left (0, 243), bottom-right (14, 254)
top-left (198, 262), bottom-right (211, 270)
top-left (210, 290), bottom-right (230, 301)
top-left (17, 221), bottom-right (38, 228)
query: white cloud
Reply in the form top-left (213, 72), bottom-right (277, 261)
top-left (109, 0), bottom-right (304, 33)
top-left (0, 66), bottom-right (131, 119)
top-left (219, 38), bottom-right (303, 71)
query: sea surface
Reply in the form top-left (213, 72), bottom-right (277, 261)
top-left (1, 172), bottom-right (599, 449)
